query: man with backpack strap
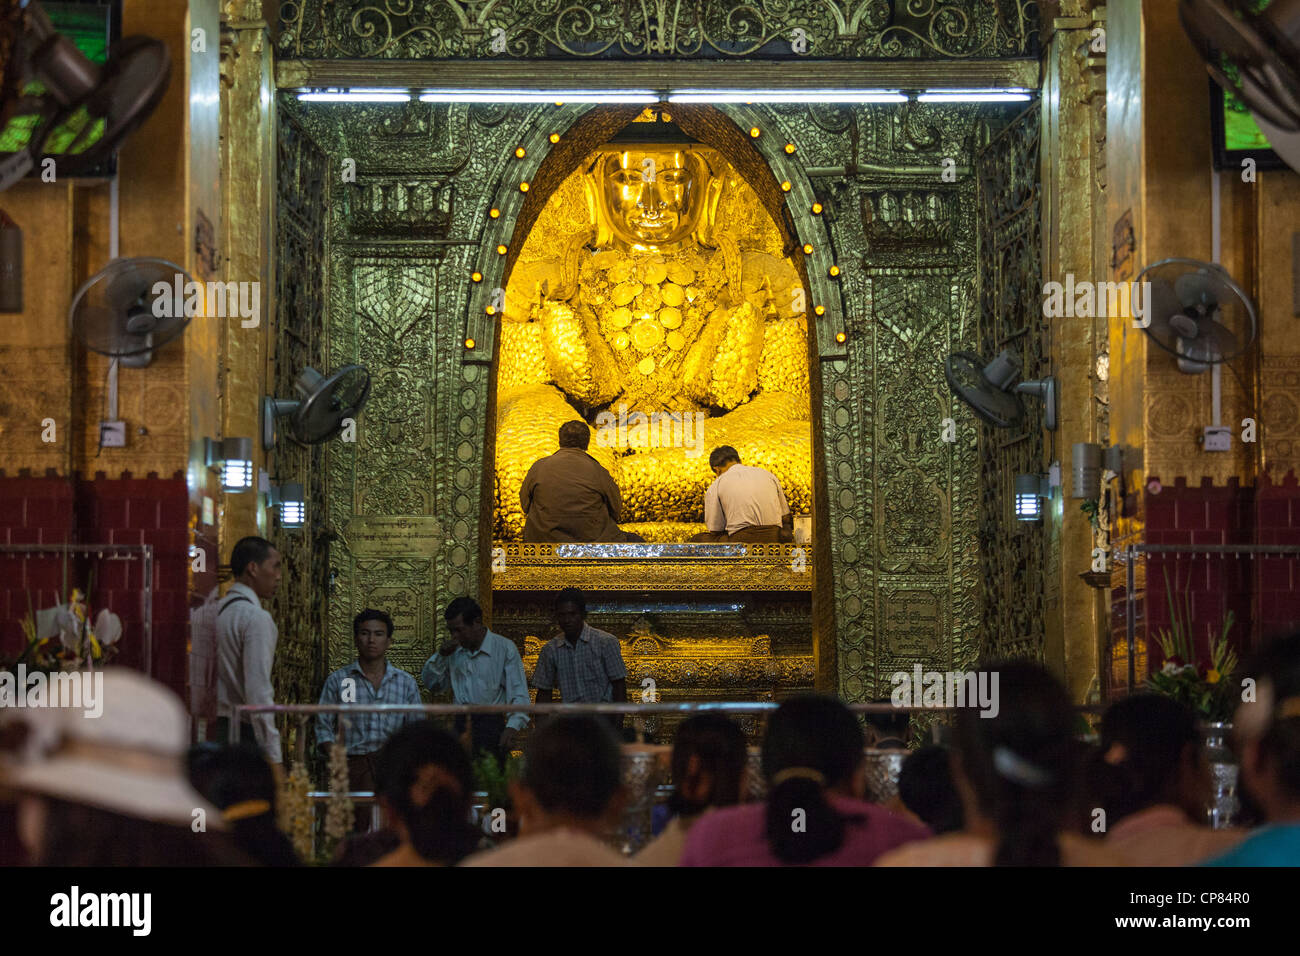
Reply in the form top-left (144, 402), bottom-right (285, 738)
top-left (216, 536), bottom-right (284, 765)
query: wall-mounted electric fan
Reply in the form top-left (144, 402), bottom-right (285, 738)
top-left (0, 0), bottom-right (171, 191)
top-left (263, 365), bottom-right (371, 449)
top-left (944, 349), bottom-right (1058, 431)
top-left (69, 256), bottom-right (192, 368)
top-left (1135, 257), bottom-right (1258, 372)
top-left (1181, 0), bottom-right (1300, 173)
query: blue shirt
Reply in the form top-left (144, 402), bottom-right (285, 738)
top-left (421, 630), bottom-right (531, 732)
top-left (1202, 823), bottom-right (1300, 867)
top-left (531, 623), bottom-right (627, 703)
top-left (316, 660), bottom-right (422, 756)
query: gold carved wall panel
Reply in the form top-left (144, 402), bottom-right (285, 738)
top-left (275, 94), bottom-right (1024, 701)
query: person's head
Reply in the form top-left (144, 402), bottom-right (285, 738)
top-left (668, 714), bottom-right (748, 817)
top-left (1093, 694), bottom-right (1205, 824)
top-left (558, 420), bottom-right (590, 450)
top-left (3, 669), bottom-right (228, 865)
top-left (513, 715), bottom-right (625, 836)
top-left (375, 721), bottom-right (478, 865)
top-left (898, 745), bottom-right (963, 835)
top-left (555, 586), bottom-right (587, 640)
top-left (444, 596), bottom-right (487, 650)
top-left (761, 695), bottom-right (866, 864)
top-left (353, 609), bottom-right (395, 664)
top-left (231, 536), bottom-right (281, 599)
top-left (709, 445), bottom-right (740, 475)
top-left (1234, 631), bottom-right (1300, 822)
top-left (188, 743), bottom-right (300, 866)
top-left (864, 699), bottom-right (910, 747)
top-left (950, 661), bottom-right (1076, 866)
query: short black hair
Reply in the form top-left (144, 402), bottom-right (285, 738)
top-left (555, 586), bottom-right (586, 615)
top-left (230, 536), bottom-right (275, 578)
top-left (444, 596), bottom-right (483, 625)
top-left (558, 420), bottom-right (590, 449)
top-left (897, 745), bottom-right (963, 834)
top-left (353, 609), bottom-right (394, 638)
top-left (522, 715), bottom-right (622, 818)
top-left (709, 445), bottom-right (740, 470)
top-left (668, 714), bottom-right (748, 816)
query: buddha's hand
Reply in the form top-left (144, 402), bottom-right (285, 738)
top-left (539, 301), bottom-right (621, 406)
top-left (681, 299), bottom-right (764, 410)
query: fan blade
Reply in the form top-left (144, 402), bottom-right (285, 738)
top-left (1174, 269), bottom-right (1232, 310)
top-left (1196, 317), bottom-right (1240, 360)
top-left (104, 259), bottom-right (158, 310)
top-left (1142, 277), bottom-right (1183, 343)
top-left (74, 303), bottom-right (151, 356)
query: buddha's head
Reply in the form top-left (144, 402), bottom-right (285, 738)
top-left (587, 147), bottom-right (722, 250)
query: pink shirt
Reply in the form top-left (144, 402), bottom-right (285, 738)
top-left (680, 795), bottom-right (930, 866)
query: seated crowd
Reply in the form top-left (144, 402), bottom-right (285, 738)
top-left (2, 631), bottom-right (1298, 867)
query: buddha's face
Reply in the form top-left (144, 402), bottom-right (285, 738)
top-left (599, 149), bottom-right (706, 248)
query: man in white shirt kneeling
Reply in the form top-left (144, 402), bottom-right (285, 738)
top-left (689, 445), bottom-right (794, 543)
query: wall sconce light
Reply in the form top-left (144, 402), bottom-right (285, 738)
top-left (204, 437), bottom-right (254, 492)
top-left (269, 482), bottom-right (306, 528)
top-left (1014, 473), bottom-right (1051, 521)
top-left (1072, 442), bottom-right (1125, 499)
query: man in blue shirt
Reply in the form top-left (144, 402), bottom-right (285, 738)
top-left (317, 609), bottom-right (423, 829)
top-left (422, 597), bottom-right (530, 762)
top-left (533, 587), bottom-right (627, 736)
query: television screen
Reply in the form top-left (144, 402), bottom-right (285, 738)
top-left (0, 1), bottom-right (120, 178)
top-left (1209, 52), bottom-right (1287, 172)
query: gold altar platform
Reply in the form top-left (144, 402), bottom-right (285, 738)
top-left (491, 541), bottom-right (813, 592)
top-left (491, 542), bottom-right (816, 733)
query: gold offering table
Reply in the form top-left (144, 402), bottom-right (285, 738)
top-left (492, 542), bottom-right (815, 739)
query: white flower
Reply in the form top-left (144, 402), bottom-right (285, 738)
top-left (1161, 662), bottom-right (1181, 675)
top-left (93, 609), bottom-right (122, 646)
top-left (55, 608), bottom-right (80, 651)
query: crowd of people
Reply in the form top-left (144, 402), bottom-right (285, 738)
top-left (1, 627), bottom-right (1298, 866)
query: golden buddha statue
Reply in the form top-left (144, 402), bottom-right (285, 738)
top-left (495, 131), bottom-right (812, 540)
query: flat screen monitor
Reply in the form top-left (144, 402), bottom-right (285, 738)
top-left (1209, 64), bottom-right (1288, 173)
top-left (0, 1), bottom-right (121, 179)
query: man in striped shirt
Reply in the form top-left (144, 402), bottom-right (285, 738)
top-left (317, 609), bottom-right (422, 827)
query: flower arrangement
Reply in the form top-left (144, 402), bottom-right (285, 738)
top-left (278, 760), bottom-right (315, 862)
top-left (7, 584), bottom-right (122, 673)
top-left (322, 732), bottom-right (354, 858)
top-left (1146, 567), bottom-right (1240, 722)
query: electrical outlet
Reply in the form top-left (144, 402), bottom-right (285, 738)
top-left (99, 421), bottom-right (126, 448)
top-left (1203, 426), bottom-right (1231, 452)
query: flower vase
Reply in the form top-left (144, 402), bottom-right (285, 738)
top-left (1201, 722), bottom-right (1238, 830)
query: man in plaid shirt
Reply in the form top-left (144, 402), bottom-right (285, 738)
top-left (317, 609), bottom-right (422, 828)
top-left (532, 587), bottom-right (627, 736)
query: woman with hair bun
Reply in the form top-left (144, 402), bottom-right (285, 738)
top-left (877, 661), bottom-right (1125, 867)
top-left (680, 695), bottom-right (929, 866)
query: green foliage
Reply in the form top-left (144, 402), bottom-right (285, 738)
top-left (1146, 567), bottom-right (1240, 721)
top-left (472, 751), bottom-right (522, 813)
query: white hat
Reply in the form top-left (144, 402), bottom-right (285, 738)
top-left (1, 668), bottom-right (223, 828)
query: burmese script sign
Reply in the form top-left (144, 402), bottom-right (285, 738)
top-left (345, 516), bottom-right (442, 557)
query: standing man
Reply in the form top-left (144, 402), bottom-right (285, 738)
top-left (216, 536), bottom-right (283, 765)
top-left (422, 597), bottom-right (530, 762)
top-left (689, 445), bottom-right (793, 543)
top-left (532, 587), bottom-right (627, 735)
top-left (520, 420), bottom-right (644, 543)
top-left (317, 609), bottom-right (423, 829)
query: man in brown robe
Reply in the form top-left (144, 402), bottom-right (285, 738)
top-left (520, 421), bottom-right (645, 542)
